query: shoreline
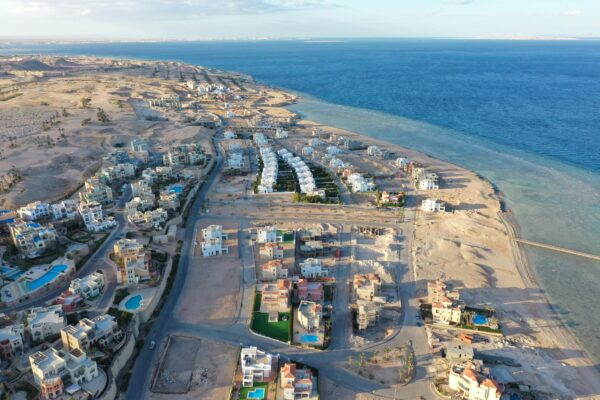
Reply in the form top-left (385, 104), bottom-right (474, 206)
top-left (290, 114), bottom-right (600, 395)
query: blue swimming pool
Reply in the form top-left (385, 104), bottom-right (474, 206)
top-left (168, 184), bottom-right (184, 194)
top-left (301, 334), bottom-right (320, 343)
top-left (124, 295), bottom-right (143, 310)
top-left (473, 314), bottom-right (488, 325)
top-left (247, 388), bottom-right (265, 399)
top-left (26, 264), bottom-right (68, 291)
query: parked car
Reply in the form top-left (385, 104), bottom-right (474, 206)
top-left (149, 340), bottom-right (156, 350)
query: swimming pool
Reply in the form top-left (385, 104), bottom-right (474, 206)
top-left (124, 295), bottom-right (143, 310)
top-left (473, 314), bottom-right (488, 325)
top-left (26, 264), bottom-right (68, 291)
top-left (301, 334), bottom-right (320, 344)
top-left (247, 388), bottom-right (265, 399)
top-left (168, 184), bottom-right (184, 195)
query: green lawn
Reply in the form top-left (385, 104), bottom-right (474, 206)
top-left (238, 382), bottom-right (269, 400)
top-left (251, 293), bottom-right (291, 342)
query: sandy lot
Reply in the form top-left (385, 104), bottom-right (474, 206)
top-left (176, 220), bottom-right (241, 326)
top-left (150, 335), bottom-right (238, 400)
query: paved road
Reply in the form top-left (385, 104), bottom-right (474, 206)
top-left (125, 137), bottom-right (225, 399)
top-left (3, 185), bottom-right (131, 314)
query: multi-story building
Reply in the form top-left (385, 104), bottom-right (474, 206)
top-left (78, 201), bottom-right (116, 232)
top-left (448, 362), bottom-right (502, 400)
top-left (201, 225), bottom-right (229, 256)
top-left (421, 198), bottom-right (446, 212)
top-left (259, 243), bottom-right (284, 259)
top-left (17, 201), bottom-right (51, 221)
top-left (0, 324), bottom-right (25, 360)
top-left (240, 346), bottom-right (277, 387)
top-left (257, 226), bottom-right (280, 243)
top-left (353, 273), bottom-right (382, 301)
top-left (51, 200), bottom-right (79, 220)
top-left (158, 191), bottom-right (179, 210)
top-left (9, 220), bottom-right (57, 257)
top-left (113, 239), bottom-right (149, 285)
top-left (131, 180), bottom-right (153, 198)
top-left (299, 258), bottom-right (328, 279)
top-left (280, 363), bottom-right (314, 400)
top-left (261, 260), bottom-right (288, 281)
top-left (125, 195), bottom-right (156, 214)
top-left (30, 347), bottom-right (98, 393)
top-left (79, 177), bottom-right (113, 205)
top-left (69, 272), bottom-right (104, 299)
top-left (61, 315), bottom-right (120, 352)
top-left (428, 280), bottom-right (464, 325)
top-left (297, 279), bottom-right (324, 302)
top-left (27, 305), bottom-right (66, 343)
top-left (127, 208), bottom-right (168, 229)
top-left (99, 162), bottom-right (136, 183)
top-left (356, 302), bottom-right (381, 331)
top-left (297, 301), bottom-right (322, 331)
top-left (260, 279), bottom-right (291, 312)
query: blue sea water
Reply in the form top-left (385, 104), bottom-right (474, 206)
top-left (2, 39), bottom-right (600, 362)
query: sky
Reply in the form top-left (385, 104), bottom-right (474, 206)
top-left (0, 0), bottom-right (598, 40)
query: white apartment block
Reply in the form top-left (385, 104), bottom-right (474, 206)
top-left (418, 178), bottom-right (439, 191)
top-left (201, 225), bottom-right (229, 256)
top-left (125, 195), bottom-right (156, 214)
top-left (79, 178), bottom-right (113, 205)
top-left (300, 258), bottom-right (328, 279)
top-left (17, 201), bottom-right (51, 221)
top-left (0, 324), bottom-right (25, 359)
top-left (240, 346), bottom-right (276, 387)
top-left (69, 272), bottom-right (104, 300)
top-left (276, 128), bottom-right (288, 139)
top-left (30, 347), bottom-right (98, 388)
top-left (9, 220), bottom-right (58, 257)
top-left (257, 226), bottom-right (280, 243)
top-left (27, 305), bottom-right (66, 343)
top-left (51, 200), bottom-right (79, 220)
top-left (131, 180), bottom-right (154, 197)
top-left (61, 315), bottom-right (120, 352)
top-left (127, 208), bottom-right (168, 229)
top-left (99, 163), bottom-right (136, 183)
top-left (78, 201), bottom-right (116, 232)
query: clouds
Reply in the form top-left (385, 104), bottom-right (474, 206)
top-left (564, 9), bottom-right (581, 16)
top-left (0, 0), bottom-right (328, 18)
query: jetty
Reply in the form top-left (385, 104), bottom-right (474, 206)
top-left (511, 238), bottom-right (600, 262)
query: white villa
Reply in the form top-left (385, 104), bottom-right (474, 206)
top-left (257, 226), bottom-right (281, 243)
top-left (299, 258), bottom-right (328, 279)
top-left (201, 225), bottom-right (229, 256)
top-left (418, 178), bottom-right (439, 191)
top-left (51, 200), bottom-right (79, 220)
top-left (99, 162), bottom-right (136, 184)
top-left (276, 128), bottom-right (289, 139)
top-left (61, 315), bottom-right (120, 352)
top-left (78, 201), bottom-right (116, 232)
top-left (69, 272), bottom-right (104, 300)
top-left (17, 201), bottom-right (51, 221)
top-left (27, 305), bottom-right (66, 343)
top-left (0, 324), bottom-right (25, 359)
top-left (30, 347), bottom-right (98, 393)
top-left (421, 198), bottom-right (446, 212)
top-left (297, 300), bottom-right (323, 331)
top-left (240, 346), bottom-right (277, 387)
